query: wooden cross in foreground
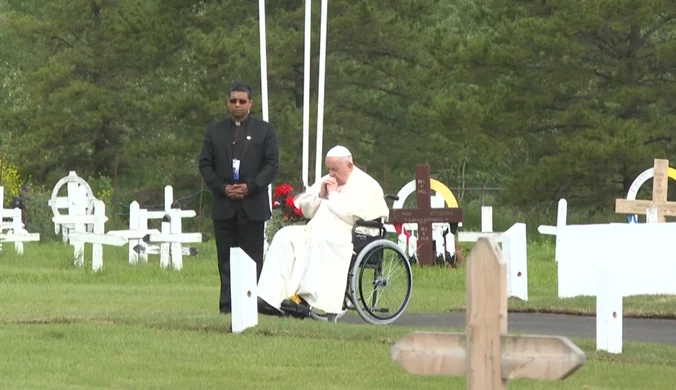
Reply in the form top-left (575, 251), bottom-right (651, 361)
top-left (616, 158), bottom-right (676, 223)
top-left (391, 238), bottom-right (585, 389)
top-left (388, 164), bottom-right (464, 266)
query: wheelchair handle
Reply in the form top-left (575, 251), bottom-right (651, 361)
top-left (384, 194), bottom-right (399, 201)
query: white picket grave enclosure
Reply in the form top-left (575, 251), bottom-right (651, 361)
top-left (0, 186), bottom-right (41, 254)
top-left (455, 206), bottom-right (529, 301)
top-left (47, 171), bottom-right (97, 243)
top-left (230, 247), bottom-right (259, 333)
top-left (536, 197), bottom-right (676, 354)
top-left (52, 185), bottom-right (128, 271)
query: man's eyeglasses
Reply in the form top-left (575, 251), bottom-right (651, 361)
top-left (229, 98), bottom-right (249, 105)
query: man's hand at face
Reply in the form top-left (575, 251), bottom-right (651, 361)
top-left (320, 176), bottom-right (338, 198)
top-left (325, 177), bottom-right (338, 195)
top-left (319, 177), bottom-right (330, 198)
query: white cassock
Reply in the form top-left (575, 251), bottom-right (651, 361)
top-left (258, 167), bottom-right (390, 314)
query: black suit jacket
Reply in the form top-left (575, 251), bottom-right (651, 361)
top-left (198, 115), bottom-right (279, 221)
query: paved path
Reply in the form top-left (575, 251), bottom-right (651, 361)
top-left (341, 312), bottom-right (676, 345)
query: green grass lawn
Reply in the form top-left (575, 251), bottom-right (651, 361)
top-left (1, 239), bottom-right (676, 389)
top-left (3, 239), bottom-right (672, 318)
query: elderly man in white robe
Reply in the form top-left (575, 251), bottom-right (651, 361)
top-left (257, 145), bottom-right (390, 319)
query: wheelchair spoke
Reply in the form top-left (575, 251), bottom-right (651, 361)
top-left (362, 261), bottom-right (404, 311)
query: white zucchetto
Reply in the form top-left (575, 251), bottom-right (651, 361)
top-left (325, 145), bottom-right (352, 158)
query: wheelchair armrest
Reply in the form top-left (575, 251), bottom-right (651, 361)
top-left (352, 219), bottom-right (387, 238)
top-left (384, 194), bottom-right (399, 201)
top-left (354, 219), bottom-right (384, 229)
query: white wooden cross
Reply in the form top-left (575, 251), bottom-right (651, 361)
top-left (457, 206), bottom-right (502, 243)
top-left (141, 209), bottom-right (210, 271)
top-left (106, 200), bottom-right (160, 265)
top-left (391, 237), bottom-right (584, 389)
top-left (615, 159), bottom-right (676, 223)
top-left (537, 198), bottom-right (568, 264)
top-left (111, 185), bottom-right (207, 270)
top-left (67, 199), bottom-right (128, 271)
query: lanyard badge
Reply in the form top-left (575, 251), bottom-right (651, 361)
top-left (232, 159), bottom-right (241, 180)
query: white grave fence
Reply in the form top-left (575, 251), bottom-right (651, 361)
top-left (455, 206), bottom-right (529, 301)
top-left (230, 247), bottom-right (258, 333)
top-left (559, 222), bottom-right (676, 355)
top-left (0, 186), bottom-right (41, 254)
top-left (537, 197), bottom-right (676, 354)
top-left (389, 201), bottom-right (529, 301)
top-left (52, 185), bottom-right (127, 271)
top-left (47, 171), bottom-right (97, 242)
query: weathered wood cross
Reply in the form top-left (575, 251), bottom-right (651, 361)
top-left (616, 158), bottom-right (676, 223)
top-left (388, 165), bottom-right (464, 266)
top-left (391, 237), bottom-right (585, 389)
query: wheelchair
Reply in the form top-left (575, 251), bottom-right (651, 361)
top-left (308, 194), bottom-right (414, 325)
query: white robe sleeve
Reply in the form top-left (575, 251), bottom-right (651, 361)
top-left (295, 183), bottom-right (323, 219)
top-left (325, 183), bottom-right (386, 224)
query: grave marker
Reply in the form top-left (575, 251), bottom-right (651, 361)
top-left (596, 269), bottom-right (623, 354)
top-left (537, 198), bottom-right (567, 263)
top-left (458, 205), bottom-right (502, 242)
top-left (391, 238), bottom-right (584, 389)
top-left (65, 199), bottom-right (127, 271)
top-left (230, 248), bottom-right (258, 333)
top-left (106, 202), bottom-right (161, 265)
top-left (47, 171), bottom-right (97, 242)
top-left (109, 186), bottom-right (202, 269)
top-left (615, 159), bottom-right (676, 223)
top-left (388, 165), bottom-right (464, 266)
top-left (0, 186), bottom-right (40, 254)
top-left (140, 209), bottom-right (209, 270)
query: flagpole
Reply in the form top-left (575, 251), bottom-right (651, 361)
top-left (259, 0), bottom-right (269, 123)
top-left (302, 0), bottom-right (312, 188)
top-left (314, 0), bottom-right (328, 184)
top-left (259, 0), bottom-right (272, 251)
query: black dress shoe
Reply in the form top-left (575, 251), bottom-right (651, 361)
top-left (257, 297), bottom-right (285, 317)
top-left (280, 299), bottom-right (310, 319)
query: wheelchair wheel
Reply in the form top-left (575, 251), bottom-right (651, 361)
top-left (348, 239), bottom-right (412, 325)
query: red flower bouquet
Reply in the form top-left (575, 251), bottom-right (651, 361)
top-left (272, 183), bottom-right (305, 224)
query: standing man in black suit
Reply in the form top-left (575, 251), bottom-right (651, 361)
top-left (199, 82), bottom-right (279, 314)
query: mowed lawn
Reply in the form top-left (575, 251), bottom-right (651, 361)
top-left (1, 240), bottom-right (676, 389)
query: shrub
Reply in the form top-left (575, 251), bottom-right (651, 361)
top-left (0, 159), bottom-right (27, 206)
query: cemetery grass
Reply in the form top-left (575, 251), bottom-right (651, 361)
top-left (1, 242), bottom-right (676, 388)
top-left (1, 238), bottom-right (676, 317)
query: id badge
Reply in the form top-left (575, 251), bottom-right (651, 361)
top-left (232, 159), bottom-right (241, 180)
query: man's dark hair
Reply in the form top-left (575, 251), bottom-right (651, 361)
top-left (228, 82), bottom-right (253, 100)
